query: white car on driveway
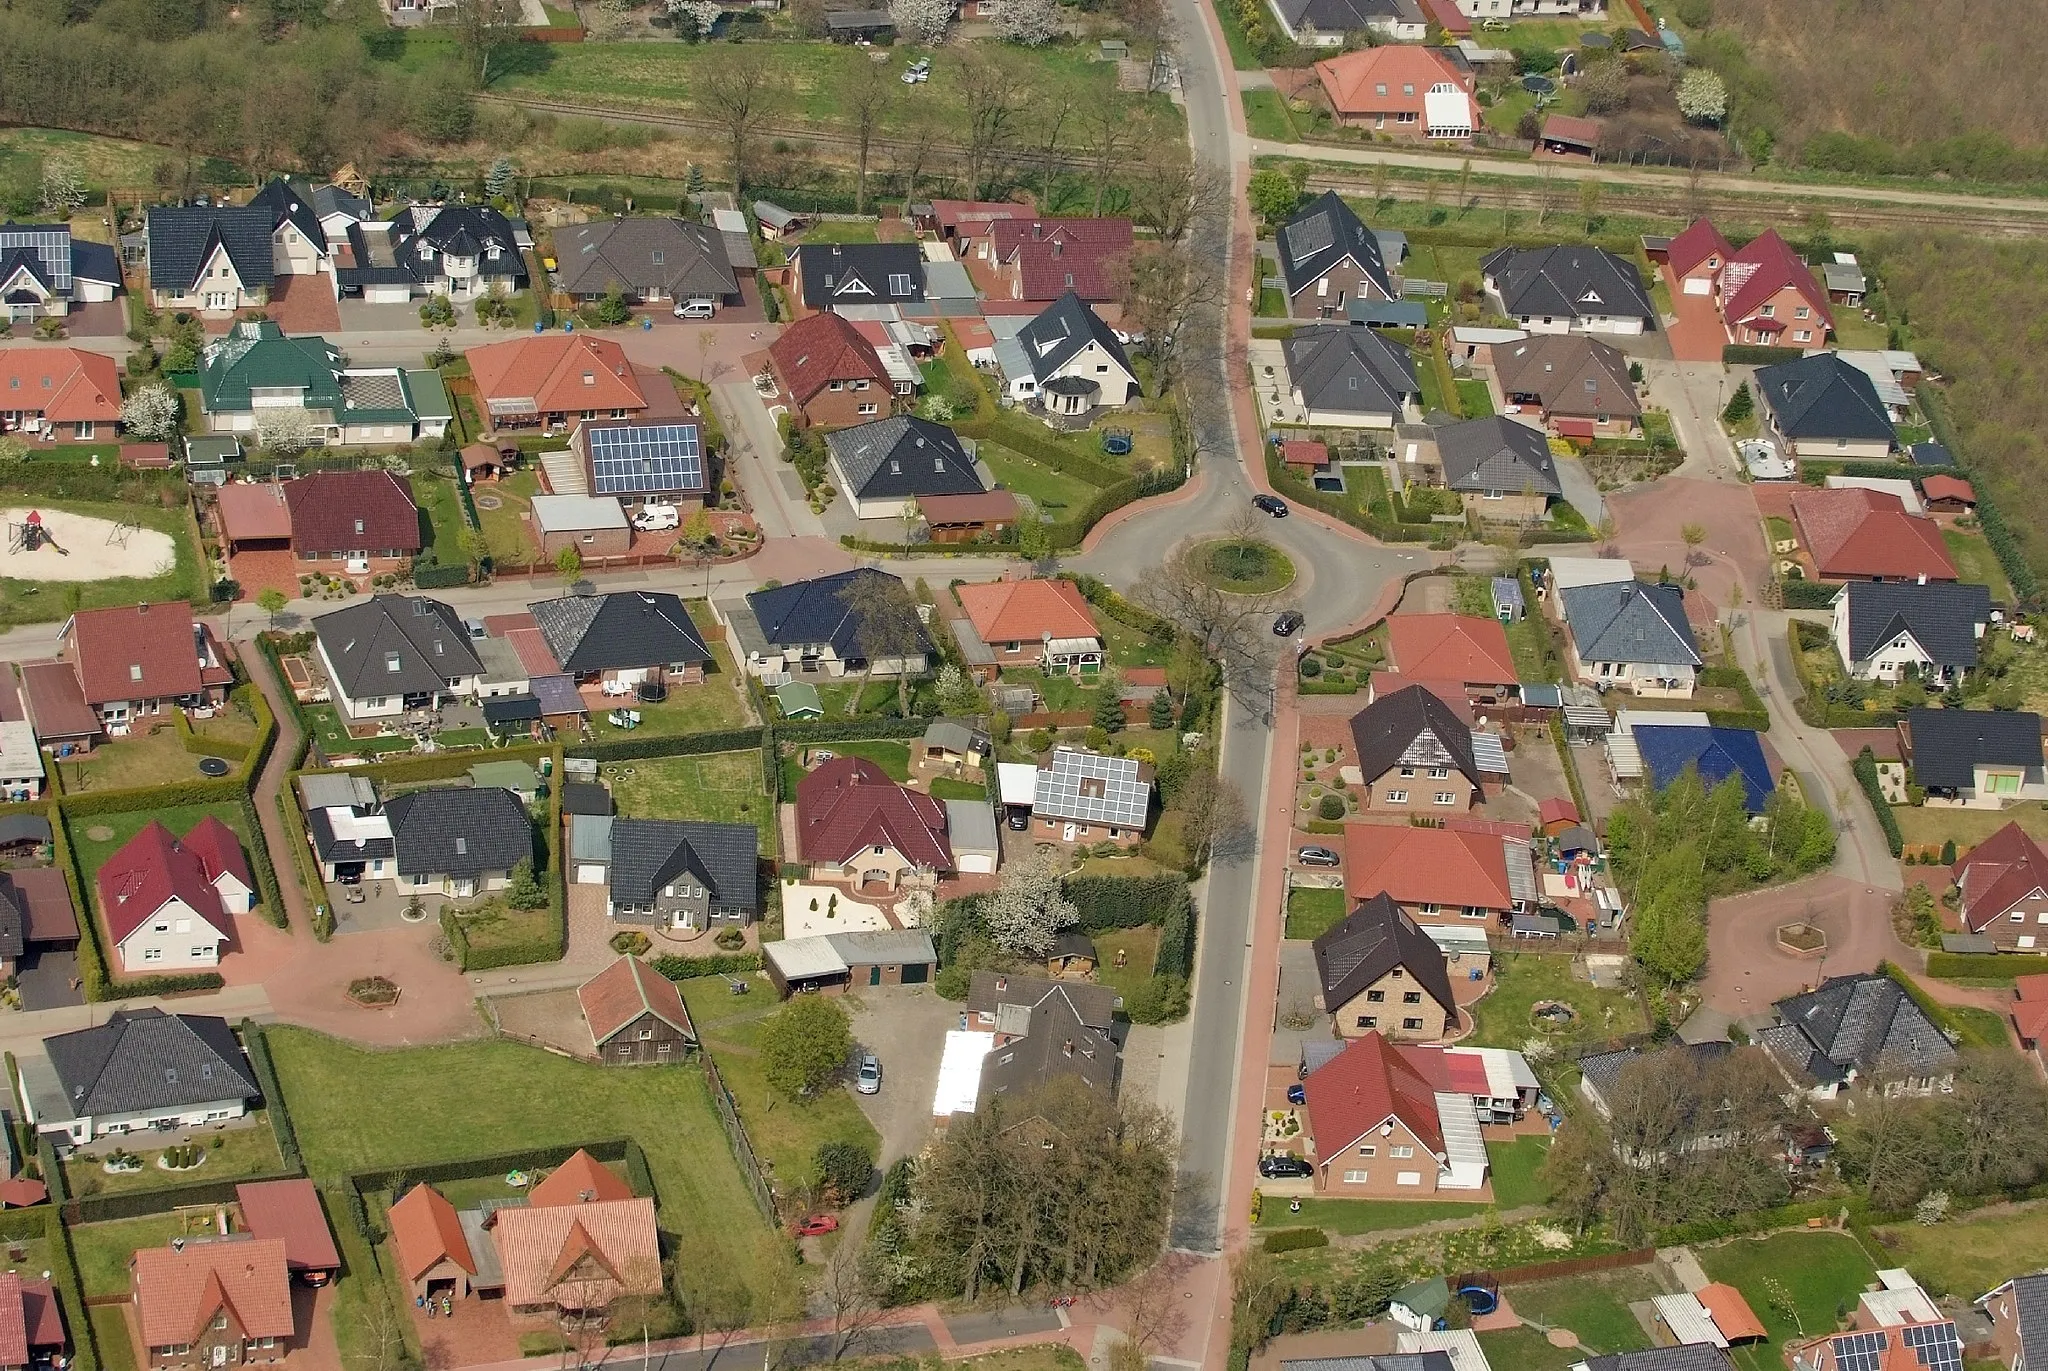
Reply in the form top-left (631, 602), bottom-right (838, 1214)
top-left (634, 502), bottom-right (680, 532)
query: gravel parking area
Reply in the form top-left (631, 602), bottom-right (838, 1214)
top-left (843, 985), bottom-right (957, 1164)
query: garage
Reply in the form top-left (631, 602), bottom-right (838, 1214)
top-left (1683, 278), bottom-right (1712, 296)
top-left (943, 797), bottom-right (1000, 875)
top-left (364, 284), bottom-right (412, 305)
top-left (576, 864), bottom-right (607, 884)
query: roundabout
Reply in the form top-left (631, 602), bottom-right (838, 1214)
top-left (1189, 536), bottom-right (1297, 595)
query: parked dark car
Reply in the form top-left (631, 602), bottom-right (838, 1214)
top-left (1273, 610), bottom-right (1305, 636)
top-left (1006, 808), bottom-right (1030, 831)
top-left (1296, 845), bottom-right (1340, 867)
top-left (1258, 1154), bottom-right (1314, 1179)
top-left (1252, 494), bottom-right (1289, 517)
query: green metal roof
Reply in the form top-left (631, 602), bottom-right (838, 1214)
top-left (776, 681), bottom-right (823, 718)
top-left (403, 369), bottom-right (453, 421)
top-left (199, 320), bottom-right (344, 415)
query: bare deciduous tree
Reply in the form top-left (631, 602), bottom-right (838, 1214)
top-left (845, 56), bottom-right (894, 216)
top-left (1116, 239), bottom-right (1222, 390)
top-left (819, 1240), bottom-right (897, 1362)
top-left (959, 50), bottom-right (1029, 197)
top-left (699, 49), bottom-right (779, 193)
top-left (1129, 151), bottom-right (1227, 245)
top-left (838, 570), bottom-right (928, 717)
top-left (452, 0), bottom-right (521, 85)
top-left (1080, 97), bottom-right (1138, 216)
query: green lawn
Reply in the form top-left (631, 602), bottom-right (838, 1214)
top-left (1476, 1327), bottom-right (1580, 1371)
top-left (928, 777), bottom-right (986, 801)
top-left (409, 473), bottom-right (468, 562)
top-left (1456, 379), bottom-right (1496, 417)
top-left (1869, 1201), bottom-right (2048, 1298)
top-left (1508, 1266), bottom-right (1664, 1357)
top-left (91, 1304), bottom-right (138, 1371)
top-left (1699, 1231), bottom-right (1879, 1344)
top-left (779, 739), bottom-right (910, 797)
top-left (1504, 612), bottom-right (1555, 682)
top-left (584, 642), bottom-right (751, 740)
top-left (301, 704), bottom-right (416, 758)
top-left (57, 727), bottom-right (220, 792)
top-left (1488, 1134), bottom-right (1553, 1210)
top-left (1285, 886), bottom-right (1347, 941)
top-left (1098, 611), bottom-right (1171, 669)
top-left (1944, 528), bottom-right (2015, 604)
top-left (265, 1028), bottom-right (787, 1295)
top-left (1893, 801), bottom-right (2048, 851)
top-left (1093, 924), bottom-right (1159, 1007)
top-left (1000, 666), bottom-right (1102, 714)
top-left (1468, 952), bottom-right (1650, 1050)
top-left (813, 680), bottom-right (900, 718)
top-left (0, 495), bottom-right (204, 629)
top-left (71, 1214), bottom-right (194, 1296)
top-left (1241, 89), bottom-right (1297, 141)
top-left (473, 468), bottom-right (541, 567)
top-left (600, 750), bottom-right (776, 850)
top-left (980, 442), bottom-right (1102, 519)
top-left (64, 1115), bottom-right (285, 1198)
top-left (1253, 1197), bottom-right (1488, 1233)
top-left (793, 221), bottom-right (881, 245)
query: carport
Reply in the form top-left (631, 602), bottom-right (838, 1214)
top-left (214, 481), bottom-right (294, 555)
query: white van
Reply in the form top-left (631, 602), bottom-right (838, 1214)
top-left (634, 503), bottom-right (680, 532)
top-left (674, 298), bottom-right (716, 319)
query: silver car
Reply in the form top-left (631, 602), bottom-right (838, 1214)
top-left (856, 1054), bottom-right (882, 1095)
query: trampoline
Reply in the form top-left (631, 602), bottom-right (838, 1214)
top-left (1100, 427), bottom-right (1134, 456)
top-left (196, 757), bottom-right (231, 777)
top-left (1521, 74), bottom-right (1556, 95)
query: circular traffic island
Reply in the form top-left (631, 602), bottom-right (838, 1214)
top-left (1192, 537), bottom-right (1297, 595)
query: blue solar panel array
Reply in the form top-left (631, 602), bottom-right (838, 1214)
top-left (587, 422), bottom-right (703, 497)
top-left (0, 228), bottom-right (72, 293)
top-left (1831, 1332), bottom-right (1888, 1371)
top-left (1903, 1322), bottom-right (1963, 1371)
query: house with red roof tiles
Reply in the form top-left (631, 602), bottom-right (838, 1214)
top-left (1668, 220), bottom-right (1832, 350)
top-left (2012, 975), bottom-right (2048, 1069)
top-left (1665, 218), bottom-right (1734, 297)
top-left (795, 756), bottom-right (953, 891)
top-left (56, 602), bottom-right (233, 732)
top-left (1298, 1032), bottom-right (1452, 1196)
top-left (282, 470), bottom-right (422, 573)
top-left (981, 219), bottom-right (1135, 303)
top-left (0, 1271), bottom-right (65, 1371)
top-left (577, 956), bottom-right (697, 1064)
top-left (953, 579), bottom-right (1103, 677)
top-left (388, 1184), bottom-right (477, 1302)
top-left (1345, 821), bottom-right (1531, 927)
top-left (767, 311), bottom-right (894, 429)
top-left (129, 1237), bottom-right (293, 1371)
top-left (1312, 46), bottom-right (1476, 139)
top-left (488, 1187), bottom-right (661, 1322)
top-left (96, 817), bottom-right (252, 973)
top-left (1791, 486), bottom-right (1956, 583)
top-left (1953, 822), bottom-right (2048, 952)
top-left (1385, 614), bottom-right (1518, 704)
top-left (464, 334), bottom-right (647, 434)
top-left (0, 348), bottom-right (122, 442)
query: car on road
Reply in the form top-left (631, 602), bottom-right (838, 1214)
top-left (1258, 1154), bottom-right (1314, 1179)
top-left (1272, 610), bottom-right (1304, 636)
top-left (856, 1053), bottom-right (882, 1095)
top-left (1296, 845), bottom-right (1340, 867)
top-left (791, 1215), bottom-right (840, 1237)
top-left (1253, 494), bottom-right (1288, 518)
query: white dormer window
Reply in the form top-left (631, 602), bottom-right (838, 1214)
top-left (420, 245), bottom-right (435, 260)
top-left (583, 372), bottom-right (595, 385)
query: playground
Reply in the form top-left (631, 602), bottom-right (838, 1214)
top-left (0, 506), bottom-right (177, 581)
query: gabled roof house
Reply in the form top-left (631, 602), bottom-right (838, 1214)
top-left (1313, 893), bottom-right (1458, 1042)
top-left (579, 956), bottom-right (699, 1063)
top-left (767, 310), bottom-right (896, 429)
top-left (1274, 192), bottom-right (1394, 318)
top-left (1345, 821), bottom-right (1531, 926)
top-left (1755, 353), bottom-right (1896, 459)
top-left (0, 223), bottom-right (122, 322)
top-left (1010, 291), bottom-right (1139, 414)
top-left (1312, 45), bottom-right (1476, 140)
top-left (58, 601), bottom-right (234, 722)
top-left (985, 218), bottom-right (1134, 303)
top-left (599, 817), bottom-right (760, 928)
top-left (795, 756), bottom-right (953, 888)
top-left (964, 971), bottom-right (1120, 1108)
top-left (130, 1238), bottom-right (293, 1368)
top-left (1559, 580), bottom-right (1702, 698)
top-left (1348, 684), bottom-right (1485, 810)
top-left (1481, 245), bottom-right (1655, 335)
top-left (793, 242), bottom-right (925, 312)
top-left (1903, 706), bottom-right (2047, 806)
top-left (95, 817), bottom-right (253, 974)
top-left (37, 1008), bottom-right (260, 1144)
top-left (1952, 821), bottom-right (2048, 951)
top-left (1489, 333), bottom-right (1640, 437)
top-left (144, 204), bottom-right (274, 313)
top-left (1791, 486), bottom-right (1954, 582)
top-left (312, 593), bottom-right (483, 720)
top-left (0, 348), bottom-right (122, 440)
top-left (1832, 580), bottom-right (1990, 683)
top-left (825, 416), bottom-right (986, 520)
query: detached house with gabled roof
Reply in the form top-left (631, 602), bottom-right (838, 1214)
top-left (792, 242), bottom-right (925, 313)
top-left (0, 223), bottom-right (122, 323)
top-left (0, 347), bottom-right (122, 441)
top-left (1032, 746), bottom-right (1152, 847)
top-left (1349, 683), bottom-right (1485, 810)
top-left (1832, 580), bottom-right (1991, 684)
top-left (1758, 973), bottom-right (1958, 1099)
top-left (1559, 580), bottom-right (1701, 698)
top-left (826, 417), bottom-right (987, 520)
top-left (1715, 228), bottom-right (1832, 350)
top-left (130, 1237), bottom-right (294, 1371)
top-left (381, 786), bottom-right (534, 899)
top-left (96, 816), bottom-right (254, 973)
top-left (1282, 326), bottom-right (1421, 430)
top-left (1482, 245), bottom-right (1656, 336)
top-left (58, 601), bottom-right (234, 730)
top-left (590, 817), bottom-right (760, 930)
top-left (579, 955), bottom-right (698, 1064)
top-left (312, 593), bottom-right (483, 720)
top-left (1385, 614), bottom-right (1518, 704)
top-left (1312, 45), bottom-right (1477, 140)
top-left (1313, 893), bottom-right (1458, 1042)
top-left (1978, 1272), bottom-right (2048, 1371)
top-left (1488, 333), bottom-right (1641, 439)
top-left (983, 218), bottom-right (1135, 304)
top-left (1345, 821), bottom-right (1531, 928)
top-left (1275, 191), bottom-right (1395, 318)
top-left (796, 756), bottom-right (953, 889)
top-left (1903, 706), bottom-right (2047, 807)
top-left (767, 310), bottom-right (896, 429)
top-left (1952, 821), bottom-right (2048, 952)
top-left (144, 204), bottom-right (275, 315)
top-left (1008, 291), bottom-right (1139, 415)
top-left (954, 578), bottom-right (1103, 677)
top-left (339, 204), bottom-right (526, 304)
top-left (963, 971), bottom-right (1121, 1109)
top-left (1298, 1032), bottom-right (1468, 1196)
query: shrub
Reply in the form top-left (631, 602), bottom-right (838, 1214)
top-left (609, 930), bottom-right (652, 956)
top-left (1317, 793), bottom-right (1345, 821)
top-left (1261, 1227), bottom-right (1330, 1254)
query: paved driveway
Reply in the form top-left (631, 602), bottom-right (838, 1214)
top-left (844, 984), bottom-right (957, 1165)
top-left (1553, 452), bottom-right (1606, 527)
top-left (1699, 874), bottom-right (1899, 1019)
top-left (1660, 265), bottom-right (1727, 363)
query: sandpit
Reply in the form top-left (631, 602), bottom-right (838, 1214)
top-left (0, 508), bottom-right (177, 582)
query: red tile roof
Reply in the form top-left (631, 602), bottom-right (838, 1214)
top-left (1538, 796), bottom-right (1579, 827)
top-left (1666, 218), bottom-right (1734, 279)
top-left (95, 819), bottom-right (239, 948)
top-left (18, 660), bottom-right (97, 740)
top-left (64, 601), bottom-right (221, 706)
top-left (956, 578), bottom-right (1099, 647)
top-left (1366, 673), bottom-right (1474, 725)
top-left (466, 335), bottom-right (647, 417)
top-left (1345, 823), bottom-right (1514, 910)
top-left (9, 867), bottom-right (75, 943)
top-left (1792, 487), bottom-right (1956, 582)
top-left (0, 1178), bottom-right (47, 1209)
top-left (491, 1198), bottom-right (661, 1311)
top-left (1719, 229), bottom-right (1833, 333)
top-left (17, 1276), bottom-right (60, 1351)
top-left (768, 311), bottom-right (889, 405)
top-left (1955, 821), bottom-right (2048, 933)
top-left (0, 1272), bottom-right (25, 1368)
top-left (796, 756), bottom-right (952, 871)
top-left (1698, 1283), bottom-right (1768, 1342)
top-left (182, 815), bottom-right (253, 900)
top-left (0, 348), bottom-right (121, 424)
top-left (120, 443), bottom-right (174, 469)
top-left (1920, 474), bottom-right (1976, 505)
top-left (917, 490), bottom-right (1021, 526)
top-left (1539, 114), bottom-right (1602, 148)
top-left (2014, 975), bottom-right (2048, 1046)
top-left (387, 1184), bottom-right (474, 1281)
top-left (1386, 614), bottom-right (1519, 685)
top-left (214, 483), bottom-right (294, 543)
top-left (1314, 46), bottom-right (1472, 122)
top-left (928, 200), bottom-right (1026, 235)
top-left (284, 470), bottom-right (422, 556)
top-left (1280, 440), bottom-right (1330, 468)
top-left (1302, 1031), bottom-right (1444, 1162)
top-left (130, 1238), bottom-right (294, 1349)
top-left (504, 627), bottom-right (564, 678)
top-left (237, 1179), bottom-right (341, 1274)
top-left (1420, 0), bottom-right (1468, 35)
top-left (576, 957), bottom-right (694, 1048)
top-left (990, 219), bottom-right (1135, 302)
top-left (529, 1149), bottom-right (635, 1208)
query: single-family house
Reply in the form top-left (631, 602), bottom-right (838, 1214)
top-left (1385, 614), bottom-right (1518, 703)
top-left (552, 217), bottom-right (740, 312)
top-left (1488, 334), bottom-right (1640, 438)
top-left (1665, 218), bottom-right (1734, 297)
top-left (529, 590), bottom-right (712, 688)
top-left (764, 928), bottom-right (937, 996)
top-left (1274, 192), bottom-right (1395, 319)
top-left (768, 310), bottom-right (898, 429)
top-left (0, 1270), bottom-right (66, 1370)
top-left (1716, 228), bottom-right (1832, 350)
top-left (312, 594), bottom-right (484, 720)
top-left (465, 334), bottom-right (648, 433)
top-left (961, 972), bottom-right (1121, 1108)
top-left (579, 955), bottom-right (698, 1064)
top-left (144, 204), bottom-right (274, 314)
top-left (570, 417), bottom-right (712, 516)
top-left (222, 470), bottom-right (424, 574)
top-left (1831, 580), bottom-right (1990, 683)
top-left (1298, 1032), bottom-right (1478, 1196)
top-left (130, 1239), bottom-right (293, 1371)
top-left (1313, 893), bottom-right (1458, 1042)
top-left (1790, 486), bottom-right (1953, 582)
top-left (1757, 973), bottom-right (1958, 1099)
top-left (338, 204), bottom-right (526, 303)
top-left (1755, 353), bottom-right (1897, 460)
top-left (1345, 822), bottom-right (1532, 927)
top-left (1266, 0), bottom-right (1425, 48)
top-left (35, 1008), bottom-right (260, 1143)
top-left (387, 1184), bottom-right (477, 1302)
top-left (1576, 1041), bottom-right (1733, 1121)
top-left (793, 242), bottom-right (925, 313)
top-left (1633, 724), bottom-right (1775, 810)
top-left (1349, 684), bottom-right (1485, 810)
top-left (826, 416), bottom-right (987, 520)
top-left (1903, 706), bottom-right (2047, 806)
top-left (979, 218), bottom-right (1134, 304)
top-left (727, 569), bottom-right (934, 682)
top-left (796, 756), bottom-right (953, 889)
top-left (199, 321), bottom-right (450, 445)
top-left (96, 817), bottom-right (252, 973)
top-left (1978, 1273), bottom-right (2048, 1371)
top-left (0, 348), bottom-right (122, 441)
top-left (1435, 415), bottom-right (1563, 521)
top-left (1030, 746), bottom-right (1152, 847)
top-left (236, 1179), bottom-right (342, 1286)
top-left (1282, 326), bottom-right (1423, 429)
top-left (380, 786), bottom-right (534, 898)
top-left (1007, 291), bottom-right (1139, 414)
top-left (246, 177), bottom-right (363, 284)
top-left (1559, 580), bottom-right (1701, 697)
top-left (1952, 822), bottom-right (2048, 952)
top-left (488, 1173), bottom-right (661, 1324)
top-left (1481, 246), bottom-right (1656, 335)
top-left (57, 601), bottom-right (234, 729)
top-left (954, 578), bottom-right (1103, 677)
top-left (1312, 45), bottom-right (1477, 138)
top-left (0, 224), bottom-right (122, 323)
top-left (590, 817), bottom-right (760, 928)
top-left (1789, 1283), bottom-right (1961, 1371)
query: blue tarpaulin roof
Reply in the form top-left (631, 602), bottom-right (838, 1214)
top-left (1634, 724), bottom-right (1775, 811)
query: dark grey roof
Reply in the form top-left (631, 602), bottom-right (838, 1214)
top-left (1283, 1357), bottom-right (1453, 1371)
top-left (312, 184), bottom-right (372, 224)
top-left (1283, 325), bottom-right (1420, 417)
top-left (795, 242), bottom-right (924, 308)
top-left (1275, 192), bottom-right (1393, 301)
top-left (146, 205), bottom-right (276, 294)
top-left (0, 225), bottom-right (77, 298)
top-left (747, 569), bottom-right (933, 660)
top-left (529, 591), bottom-right (712, 676)
top-left (0, 815), bottom-right (51, 847)
top-left (560, 782), bottom-right (614, 817)
top-left (967, 972), bottom-right (1119, 1109)
top-left (313, 594), bottom-right (484, 701)
top-left (248, 178), bottom-right (328, 254)
top-left (607, 818), bottom-right (758, 909)
top-left (1348, 685), bottom-right (1481, 790)
top-left (552, 217), bottom-right (738, 301)
top-left (1909, 441), bottom-right (1954, 467)
top-left (307, 806), bottom-right (395, 865)
top-left (825, 8), bottom-right (892, 28)
top-left (1576, 1041), bottom-right (1730, 1112)
top-left (825, 417), bottom-right (984, 502)
top-left (44, 1009), bottom-right (259, 1119)
top-left (1017, 291), bottom-right (1135, 387)
top-left (1840, 581), bottom-right (1992, 669)
top-left (0, 878), bottom-right (23, 960)
top-left (1754, 353), bottom-right (1895, 443)
top-left (1268, 0), bottom-right (1422, 35)
top-left (966, 970), bottom-right (1117, 1028)
top-left (1435, 415), bottom-right (1562, 496)
top-left (341, 205), bottom-right (527, 293)
top-left (1312, 893), bottom-right (1455, 1022)
top-left (1481, 245), bottom-right (1654, 325)
top-left (382, 786), bottom-right (534, 878)
top-left (1560, 581), bottom-right (1701, 666)
top-left (1984, 1274), bottom-right (2048, 1369)
top-left (1769, 973), bottom-right (1959, 1084)
top-left (1906, 707), bottom-right (2044, 789)
top-left (1579, 1348), bottom-right (1737, 1371)
top-left (72, 238), bottom-right (121, 288)
top-left (924, 718), bottom-right (989, 756)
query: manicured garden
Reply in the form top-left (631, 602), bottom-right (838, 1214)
top-left (63, 1115), bottom-right (285, 1198)
top-left (56, 727), bottom-right (218, 791)
top-left (600, 749), bottom-right (776, 849)
top-left (779, 739), bottom-right (911, 796)
top-left (1487, 1134), bottom-right (1553, 1210)
top-left (1698, 1230), bottom-right (1878, 1345)
top-left (1869, 1200), bottom-right (2048, 1298)
top-left (583, 642), bottom-right (751, 740)
top-left (1192, 537), bottom-right (1295, 594)
top-left (1284, 886), bottom-right (1347, 941)
top-left (1506, 1266), bottom-right (1662, 1357)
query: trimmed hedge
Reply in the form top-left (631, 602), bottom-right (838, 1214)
top-left (653, 951), bottom-right (764, 981)
top-left (238, 796), bottom-right (288, 930)
top-left (1066, 873), bottom-right (1191, 931)
top-left (241, 1022), bottom-right (304, 1172)
top-left (1723, 344), bottom-right (1805, 366)
top-left (108, 971), bottom-right (227, 997)
top-left (1922, 386), bottom-right (2039, 607)
top-left (1261, 1227), bottom-right (1330, 1254)
top-left (572, 725), bottom-right (764, 764)
top-left (1925, 951), bottom-right (2024, 982)
top-left (345, 1137), bottom-right (640, 1199)
top-left (1781, 578), bottom-right (1840, 609)
top-left (1155, 891), bottom-right (1196, 981)
top-left (46, 806), bottom-right (108, 1001)
top-left (174, 708), bottom-right (251, 761)
top-left (1698, 665), bottom-right (1770, 733)
top-left (47, 1209), bottom-right (99, 1371)
top-left (67, 1169), bottom-right (302, 1225)
top-left (1853, 746), bottom-right (1904, 857)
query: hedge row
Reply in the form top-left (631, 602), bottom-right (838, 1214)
top-left (238, 796), bottom-right (289, 930)
top-left (653, 951), bottom-right (764, 981)
top-left (67, 1168), bottom-right (303, 1226)
top-left (1921, 386), bottom-right (2039, 606)
top-left (174, 707), bottom-right (251, 762)
top-left (241, 1023), bottom-right (304, 1173)
top-left (1781, 579), bottom-right (1840, 609)
top-left (316, 740), bottom-right (556, 788)
top-left (1064, 572), bottom-right (1178, 644)
top-left (345, 1137), bottom-right (639, 1199)
top-left (1066, 873), bottom-right (1191, 931)
top-left (1853, 746), bottom-right (1904, 857)
top-left (1155, 892), bottom-right (1196, 981)
top-left (1925, 951), bottom-right (2025, 982)
top-left (1261, 1227), bottom-right (1330, 1254)
top-left (1698, 665), bottom-right (1771, 733)
top-left (572, 726), bottom-right (765, 764)
top-left (1723, 344), bottom-right (1805, 366)
top-left (1264, 448), bottom-right (1438, 545)
top-left (46, 1209), bottom-right (99, 1371)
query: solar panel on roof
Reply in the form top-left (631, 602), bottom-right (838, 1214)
top-left (0, 228), bottom-right (72, 293)
top-left (587, 422), bottom-right (703, 496)
top-left (1832, 1331), bottom-right (1888, 1371)
top-left (1902, 1322), bottom-right (1962, 1371)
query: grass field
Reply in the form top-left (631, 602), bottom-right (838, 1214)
top-left (1285, 886), bottom-right (1347, 941)
top-left (301, 703), bottom-right (416, 758)
top-left (409, 473), bottom-right (468, 563)
top-left (1945, 528), bottom-right (2014, 605)
top-left (71, 1214), bottom-right (193, 1296)
top-left (1869, 1200), bottom-right (2048, 1297)
top-left (58, 727), bottom-right (220, 792)
top-left (1242, 90), bottom-right (1297, 141)
top-left (1456, 379), bottom-right (1496, 417)
top-left (64, 1115), bottom-right (284, 1198)
top-left (928, 777), bottom-right (986, 801)
top-left (600, 750), bottom-right (776, 849)
top-left (1093, 924), bottom-right (1159, 1006)
top-left (1699, 1231), bottom-right (1878, 1344)
top-left (980, 442), bottom-right (1102, 519)
top-left (472, 468), bottom-right (542, 566)
top-left (0, 127), bottom-right (201, 194)
top-left (1893, 801), bottom-right (2048, 851)
top-left (1488, 1134), bottom-right (1552, 1210)
top-left (266, 1028), bottom-right (787, 1293)
top-left (91, 1304), bottom-right (138, 1371)
top-left (1476, 1327), bottom-right (1579, 1371)
top-left (1468, 952), bottom-right (1649, 1050)
top-left (0, 496), bottom-right (203, 629)
top-left (780, 739), bottom-right (911, 797)
top-left (1508, 1266), bottom-right (1664, 1357)
top-left (584, 642), bottom-right (751, 740)
top-left (1099, 612), bottom-right (1172, 669)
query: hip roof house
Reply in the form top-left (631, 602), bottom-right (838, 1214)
top-left (825, 416), bottom-right (986, 520)
top-left (1481, 245), bottom-right (1655, 335)
top-left (36, 1008), bottom-right (259, 1144)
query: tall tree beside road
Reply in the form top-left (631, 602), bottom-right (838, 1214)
top-left (1172, 756), bottom-right (1249, 869)
top-left (959, 50), bottom-right (1029, 198)
top-left (1118, 239), bottom-right (1223, 390)
top-left (845, 53), bottom-right (893, 215)
top-left (1132, 537), bottom-right (1283, 690)
top-left (1130, 153), bottom-right (1228, 245)
top-left (839, 572), bottom-right (927, 717)
top-left (699, 48), bottom-right (779, 193)
top-left (452, 0), bottom-right (520, 86)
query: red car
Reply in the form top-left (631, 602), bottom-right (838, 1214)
top-left (792, 1214), bottom-right (841, 1237)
